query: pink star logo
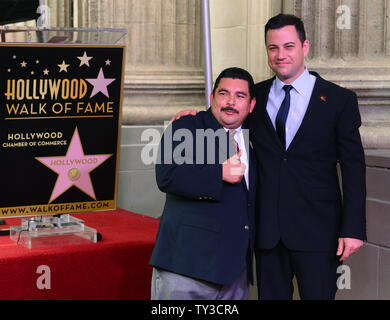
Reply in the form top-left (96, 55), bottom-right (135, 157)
top-left (36, 127), bottom-right (112, 203)
top-left (86, 67), bottom-right (116, 98)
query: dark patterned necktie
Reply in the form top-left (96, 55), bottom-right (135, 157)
top-left (276, 85), bottom-right (293, 149)
top-left (228, 129), bottom-right (240, 153)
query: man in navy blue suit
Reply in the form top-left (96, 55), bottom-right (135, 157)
top-left (171, 14), bottom-right (366, 300)
top-left (248, 14), bottom-right (366, 300)
top-left (149, 67), bottom-right (258, 299)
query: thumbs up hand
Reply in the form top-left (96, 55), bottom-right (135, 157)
top-left (222, 150), bottom-right (246, 184)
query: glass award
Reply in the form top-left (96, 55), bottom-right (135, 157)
top-left (9, 214), bottom-right (98, 249)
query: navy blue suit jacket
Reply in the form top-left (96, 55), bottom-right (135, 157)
top-left (149, 108), bottom-right (258, 285)
top-left (248, 72), bottom-right (366, 251)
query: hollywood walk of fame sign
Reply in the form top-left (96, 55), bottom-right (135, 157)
top-left (0, 44), bottom-right (125, 217)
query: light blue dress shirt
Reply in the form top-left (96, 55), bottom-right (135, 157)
top-left (266, 68), bottom-right (317, 149)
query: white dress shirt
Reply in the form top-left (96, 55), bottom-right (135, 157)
top-left (225, 126), bottom-right (249, 189)
top-left (266, 68), bottom-right (317, 149)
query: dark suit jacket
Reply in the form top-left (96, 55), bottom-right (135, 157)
top-left (248, 71), bottom-right (366, 252)
top-left (149, 108), bottom-right (258, 285)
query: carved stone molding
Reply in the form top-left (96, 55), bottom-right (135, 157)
top-left (75, 0), bottom-right (205, 124)
top-left (295, 0), bottom-right (390, 148)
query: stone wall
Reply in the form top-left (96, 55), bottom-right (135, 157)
top-left (336, 150), bottom-right (390, 299)
top-left (75, 0), bottom-right (206, 125)
top-left (296, 0), bottom-right (390, 149)
top-left (117, 125), bottom-right (165, 218)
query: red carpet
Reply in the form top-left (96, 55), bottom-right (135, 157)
top-left (0, 208), bottom-right (159, 300)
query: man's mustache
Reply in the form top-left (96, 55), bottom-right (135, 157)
top-left (221, 106), bottom-right (239, 113)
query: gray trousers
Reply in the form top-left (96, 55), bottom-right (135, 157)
top-left (151, 267), bottom-right (249, 300)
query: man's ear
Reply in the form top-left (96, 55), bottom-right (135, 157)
top-left (249, 98), bottom-right (256, 113)
top-left (303, 39), bottom-right (310, 58)
top-left (209, 92), bottom-right (215, 107)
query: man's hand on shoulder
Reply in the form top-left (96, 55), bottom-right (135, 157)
top-left (170, 109), bottom-right (198, 122)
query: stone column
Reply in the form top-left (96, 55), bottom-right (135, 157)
top-left (74, 0), bottom-right (205, 124)
top-left (209, 0), bottom-right (276, 83)
top-left (295, 0), bottom-right (390, 148)
top-left (46, 0), bottom-right (73, 27)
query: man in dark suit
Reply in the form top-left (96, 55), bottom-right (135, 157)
top-left (149, 67), bottom-right (258, 299)
top-left (171, 14), bottom-right (366, 300)
top-left (248, 14), bottom-right (366, 300)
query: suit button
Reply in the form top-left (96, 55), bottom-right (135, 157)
top-left (283, 158), bottom-right (287, 161)
top-left (247, 203), bottom-right (251, 207)
top-left (244, 225), bottom-right (250, 230)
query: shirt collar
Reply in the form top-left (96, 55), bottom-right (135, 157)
top-left (224, 125), bottom-right (242, 135)
top-left (274, 68), bottom-right (311, 96)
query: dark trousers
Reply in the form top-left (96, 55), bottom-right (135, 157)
top-left (255, 241), bottom-right (341, 300)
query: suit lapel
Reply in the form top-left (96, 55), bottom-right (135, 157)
top-left (253, 77), bottom-right (285, 149)
top-left (287, 74), bottom-right (327, 152)
top-left (247, 145), bottom-right (257, 194)
top-left (241, 124), bottom-right (251, 191)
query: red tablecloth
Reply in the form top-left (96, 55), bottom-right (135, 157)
top-left (0, 208), bottom-right (159, 300)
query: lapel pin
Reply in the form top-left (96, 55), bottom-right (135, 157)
top-left (320, 96), bottom-right (327, 102)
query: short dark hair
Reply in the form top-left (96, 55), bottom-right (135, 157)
top-left (265, 14), bottom-right (306, 45)
top-left (212, 67), bottom-right (255, 100)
